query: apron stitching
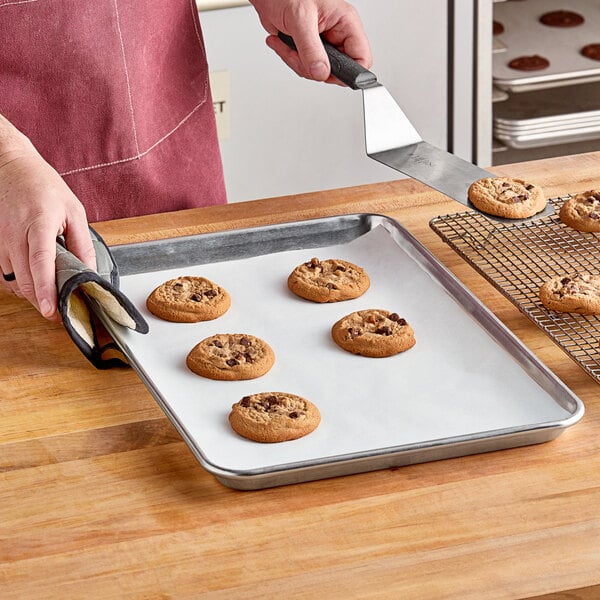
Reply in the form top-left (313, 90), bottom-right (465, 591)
top-left (8, 0), bottom-right (210, 176)
top-left (113, 0), bottom-right (141, 157)
top-left (59, 77), bottom-right (208, 177)
top-left (0, 0), bottom-right (42, 8)
top-left (60, 0), bottom-right (210, 180)
top-left (188, 0), bottom-right (206, 52)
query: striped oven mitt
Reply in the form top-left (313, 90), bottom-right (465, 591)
top-left (56, 227), bottom-right (148, 368)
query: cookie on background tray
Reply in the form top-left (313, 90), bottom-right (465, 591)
top-left (229, 392), bottom-right (321, 443)
top-left (508, 55), bottom-right (550, 72)
top-left (539, 10), bottom-right (584, 28)
top-left (186, 333), bottom-right (275, 381)
top-left (287, 257), bottom-right (370, 303)
top-left (331, 309), bottom-right (416, 358)
top-left (467, 177), bottom-right (547, 219)
top-left (581, 44), bottom-right (600, 61)
top-left (146, 275), bottom-right (230, 322)
top-left (539, 272), bottom-right (600, 315)
top-left (559, 190), bottom-right (600, 232)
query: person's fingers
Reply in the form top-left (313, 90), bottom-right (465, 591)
top-left (252, 0), bottom-right (372, 84)
top-left (26, 222), bottom-right (62, 319)
top-left (63, 209), bottom-right (97, 272)
top-left (26, 205), bottom-right (94, 321)
top-left (0, 128), bottom-right (94, 321)
top-left (284, 13), bottom-right (331, 81)
top-left (266, 29), bottom-right (371, 85)
top-left (6, 246), bottom-right (34, 309)
top-left (1, 269), bottom-right (15, 283)
top-left (325, 33), bottom-right (372, 72)
top-left (265, 34), bottom-right (304, 78)
top-left (0, 254), bottom-right (16, 291)
top-left (321, 9), bottom-right (373, 70)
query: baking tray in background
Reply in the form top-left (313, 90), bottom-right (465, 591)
top-left (430, 196), bottom-right (600, 383)
top-left (492, 81), bottom-right (600, 148)
top-left (493, 0), bottom-right (600, 92)
top-left (494, 123), bottom-right (600, 149)
top-left (96, 214), bottom-right (583, 489)
top-left (493, 82), bottom-right (600, 126)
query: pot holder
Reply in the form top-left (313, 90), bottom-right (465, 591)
top-left (56, 227), bottom-right (148, 369)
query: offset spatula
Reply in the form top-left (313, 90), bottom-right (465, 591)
top-left (278, 33), bottom-right (553, 223)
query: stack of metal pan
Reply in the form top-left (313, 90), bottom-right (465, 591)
top-left (493, 81), bottom-right (600, 149)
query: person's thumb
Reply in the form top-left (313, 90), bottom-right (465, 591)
top-left (287, 24), bottom-right (330, 81)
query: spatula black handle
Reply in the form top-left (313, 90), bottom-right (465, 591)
top-left (277, 32), bottom-right (377, 90)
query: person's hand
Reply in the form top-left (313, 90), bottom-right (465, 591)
top-left (249, 0), bottom-right (372, 84)
top-left (0, 136), bottom-right (96, 321)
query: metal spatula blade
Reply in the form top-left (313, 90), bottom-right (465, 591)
top-left (360, 84), bottom-right (557, 222)
top-left (277, 33), bottom-right (554, 223)
top-left (363, 84), bottom-right (492, 203)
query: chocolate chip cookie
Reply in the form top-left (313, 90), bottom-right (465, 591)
top-left (581, 44), bottom-right (600, 61)
top-left (467, 177), bottom-right (547, 219)
top-left (539, 10), bottom-right (584, 27)
top-left (559, 190), bottom-right (600, 232)
top-left (186, 333), bottom-right (275, 381)
top-left (229, 392), bottom-right (321, 443)
top-left (287, 257), bottom-right (370, 303)
top-left (146, 276), bottom-right (230, 322)
top-left (331, 309), bottom-right (416, 358)
top-left (539, 272), bottom-right (600, 315)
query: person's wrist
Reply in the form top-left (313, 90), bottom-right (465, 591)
top-left (0, 115), bottom-right (36, 166)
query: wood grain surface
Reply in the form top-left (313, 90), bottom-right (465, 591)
top-left (2, 152), bottom-right (600, 599)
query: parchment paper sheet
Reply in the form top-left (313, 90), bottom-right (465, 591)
top-left (493, 0), bottom-right (600, 89)
top-left (115, 226), bottom-right (571, 474)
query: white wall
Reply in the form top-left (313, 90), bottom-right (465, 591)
top-left (199, 0), bottom-right (448, 202)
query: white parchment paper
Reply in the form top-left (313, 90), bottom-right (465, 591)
top-left (493, 0), bottom-right (600, 88)
top-left (115, 225), bottom-right (571, 474)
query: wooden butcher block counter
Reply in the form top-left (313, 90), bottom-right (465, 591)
top-left (2, 152), bottom-right (600, 599)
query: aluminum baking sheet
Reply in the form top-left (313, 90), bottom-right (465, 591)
top-left (98, 214), bottom-right (583, 489)
top-left (493, 0), bottom-right (600, 92)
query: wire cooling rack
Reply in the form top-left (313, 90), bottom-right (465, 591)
top-left (430, 196), bottom-right (600, 383)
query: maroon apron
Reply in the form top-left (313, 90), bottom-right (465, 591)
top-left (0, 0), bottom-right (226, 222)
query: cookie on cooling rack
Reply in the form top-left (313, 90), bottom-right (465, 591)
top-left (467, 177), bottom-right (547, 219)
top-left (559, 190), bottom-right (600, 233)
top-left (539, 272), bottom-right (600, 315)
